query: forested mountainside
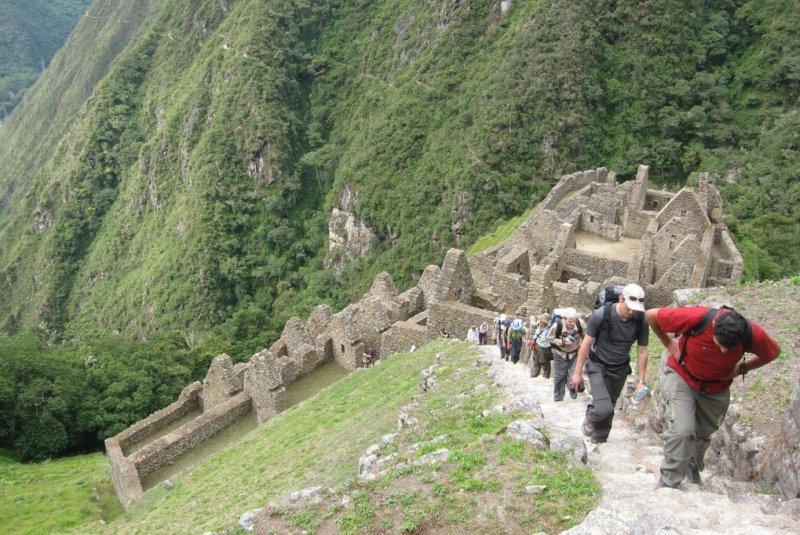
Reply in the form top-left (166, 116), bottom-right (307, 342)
top-left (0, 0), bottom-right (798, 461)
top-left (0, 0), bottom-right (92, 121)
top-left (0, 2), bottom-right (794, 336)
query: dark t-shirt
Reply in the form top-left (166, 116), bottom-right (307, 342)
top-left (586, 304), bottom-right (649, 367)
top-left (659, 306), bottom-right (780, 393)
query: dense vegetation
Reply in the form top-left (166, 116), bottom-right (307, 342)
top-left (0, 0), bottom-right (90, 120)
top-left (0, 0), bottom-right (798, 460)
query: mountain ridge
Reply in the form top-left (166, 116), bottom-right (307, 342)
top-left (0, 0), bottom-right (798, 342)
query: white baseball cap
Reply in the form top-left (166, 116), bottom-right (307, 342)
top-left (622, 284), bottom-right (646, 312)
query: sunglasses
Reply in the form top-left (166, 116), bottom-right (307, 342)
top-left (626, 296), bottom-right (645, 302)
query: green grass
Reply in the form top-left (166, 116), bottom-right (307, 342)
top-left (29, 339), bottom-right (596, 534)
top-left (466, 209), bottom-right (533, 256)
top-left (75, 342), bottom-right (446, 534)
top-left (0, 449), bottom-right (119, 535)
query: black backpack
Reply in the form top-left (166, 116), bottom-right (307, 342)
top-left (678, 305), bottom-right (753, 365)
top-left (594, 284), bottom-right (626, 310)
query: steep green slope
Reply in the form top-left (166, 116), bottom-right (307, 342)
top-left (0, 0), bottom-right (91, 120)
top-left (0, 0), bottom-right (797, 341)
top-left (0, 0), bottom-right (164, 217)
top-left (0, 0), bottom-right (330, 337)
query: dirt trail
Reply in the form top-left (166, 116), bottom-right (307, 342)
top-left (480, 344), bottom-right (799, 534)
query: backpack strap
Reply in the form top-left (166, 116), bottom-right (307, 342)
top-left (678, 306), bottom-right (753, 365)
top-left (601, 303), bottom-right (614, 342)
top-left (600, 302), bottom-right (643, 344)
top-left (678, 308), bottom-right (718, 365)
top-left (555, 317), bottom-right (584, 338)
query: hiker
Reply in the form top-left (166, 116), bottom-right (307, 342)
top-left (494, 314), bottom-right (510, 360)
top-left (529, 312), bottom-right (553, 379)
top-left (466, 325), bottom-right (480, 344)
top-left (548, 308), bottom-right (586, 401)
top-left (362, 348), bottom-right (379, 367)
top-left (645, 305), bottom-right (780, 488)
top-left (507, 318), bottom-right (527, 364)
top-left (518, 317), bottom-right (534, 365)
top-left (570, 284), bottom-right (649, 443)
top-left (439, 327), bottom-right (450, 338)
top-left (478, 321), bottom-right (489, 345)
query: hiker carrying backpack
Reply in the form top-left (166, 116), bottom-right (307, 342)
top-left (507, 318), bottom-right (526, 364)
top-left (571, 284), bottom-right (650, 444)
top-left (592, 284), bottom-right (645, 351)
top-left (494, 314), bottom-right (511, 360)
top-left (546, 308), bottom-right (586, 402)
top-left (644, 303), bottom-right (780, 489)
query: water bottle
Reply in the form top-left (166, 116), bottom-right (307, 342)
top-left (632, 385), bottom-right (650, 402)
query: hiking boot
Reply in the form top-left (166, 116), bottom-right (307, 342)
top-left (686, 458), bottom-right (702, 485)
top-left (568, 386), bottom-right (577, 399)
top-left (589, 436), bottom-right (607, 444)
top-left (582, 419), bottom-right (595, 437)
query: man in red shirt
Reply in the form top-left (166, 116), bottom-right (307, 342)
top-left (645, 305), bottom-right (780, 488)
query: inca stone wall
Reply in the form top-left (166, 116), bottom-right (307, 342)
top-left (107, 164), bottom-right (745, 509)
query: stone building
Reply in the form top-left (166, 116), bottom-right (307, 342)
top-left (106, 164), bottom-right (743, 508)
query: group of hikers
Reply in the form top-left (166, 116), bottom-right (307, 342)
top-left (485, 283), bottom-right (780, 489)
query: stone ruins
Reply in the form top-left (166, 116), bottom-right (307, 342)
top-left (107, 164), bottom-right (746, 508)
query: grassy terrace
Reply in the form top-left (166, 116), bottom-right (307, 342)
top-left (4, 339), bottom-right (599, 534)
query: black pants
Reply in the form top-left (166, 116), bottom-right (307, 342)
top-left (584, 358), bottom-right (630, 441)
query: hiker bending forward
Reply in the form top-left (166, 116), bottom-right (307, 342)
top-left (548, 308), bottom-right (585, 401)
top-left (645, 305), bottom-right (780, 488)
top-left (571, 284), bottom-right (649, 443)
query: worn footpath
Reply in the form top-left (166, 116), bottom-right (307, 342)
top-left (481, 345), bottom-right (799, 534)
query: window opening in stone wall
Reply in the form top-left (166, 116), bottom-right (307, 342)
top-left (680, 209), bottom-right (687, 216)
top-left (340, 344), bottom-right (345, 354)
top-left (651, 200), bottom-right (659, 209)
top-left (669, 235), bottom-right (675, 250)
top-left (589, 215), bottom-right (595, 223)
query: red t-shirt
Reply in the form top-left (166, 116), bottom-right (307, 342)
top-left (658, 306), bottom-right (780, 393)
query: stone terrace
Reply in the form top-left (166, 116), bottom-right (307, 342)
top-left (107, 164), bottom-right (756, 509)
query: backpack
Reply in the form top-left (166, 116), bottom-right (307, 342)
top-left (508, 327), bottom-right (525, 343)
top-left (594, 284), bottom-right (626, 310)
top-left (553, 316), bottom-right (584, 338)
top-left (677, 305), bottom-right (753, 365)
top-left (494, 318), bottom-right (510, 339)
top-left (546, 308), bottom-right (584, 338)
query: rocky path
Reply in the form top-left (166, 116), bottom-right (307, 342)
top-left (480, 345), bottom-right (799, 534)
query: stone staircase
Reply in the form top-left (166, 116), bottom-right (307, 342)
top-left (480, 345), bottom-right (800, 534)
